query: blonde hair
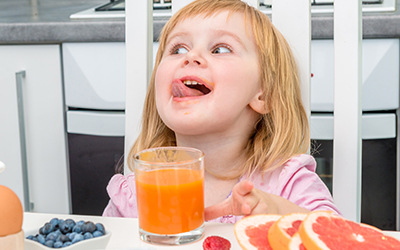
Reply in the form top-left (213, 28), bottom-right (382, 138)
top-left (128, 0), bottom-right (310, 178)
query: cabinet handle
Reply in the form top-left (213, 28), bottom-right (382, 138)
top-left (15, 70), bottom-right (34, 212)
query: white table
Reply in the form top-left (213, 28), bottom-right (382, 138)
top-left (23, 212), bottom-right (400, 250)
top-left (23, 212), bottom-right (241, 249)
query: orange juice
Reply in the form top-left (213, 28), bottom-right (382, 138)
top-left (136, 168), bottom-right (204, 234)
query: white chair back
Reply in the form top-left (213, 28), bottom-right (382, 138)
top-left (124, 0), bottom-right (362, 222)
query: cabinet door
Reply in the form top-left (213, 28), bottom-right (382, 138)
top-left (0, 45), bottom-right (69, 214)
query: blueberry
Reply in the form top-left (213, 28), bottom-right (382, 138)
top-left (44, 240), bottom-right (54, 247)
top-left (72, 224), bottom-right (82, 233)
top-left (39, 223), bottom-right (54, 235)
top-left (76, 220), bottom-right (85, 226)
top-left (83, 232), bottom-right (93, 239)
top-left (59, 234), bottom-right (70, 243)
top-left (63, 242), bottom-right (73, 247)
top-left (37, 234), bottom-right (45, 244)
top-left (95, 223), bottom-right (105, 234)
top-left (50, 218), bottom-right (60, 228)
top-left (68, 232), bottom-right (77, 241)
top-left (54, 229), bottom-right (62, 236)
top-left (65, 219), bottom-right (76, 227)
top-left (71, 234), bottom-right (84, 244)
top-left (45, 232), bottom-right (58, 241)
top-left (57, 219), bottom-right (64, 228)
top-left (53, 241), bottom-right (63, 248)
top-left (93, 230), bottom-right (104, 237)
top-left (81, 221), bottom-right (96, 233)
top-left (60, 219), bottom-right (75, 234)
top-left (26, 235), bottom-right (34, 240)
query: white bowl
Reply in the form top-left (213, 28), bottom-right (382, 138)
top-left (24, 230), bottom-right (111, 250)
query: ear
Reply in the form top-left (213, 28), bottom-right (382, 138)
top-left (249, 89), bottom-right (268, 114)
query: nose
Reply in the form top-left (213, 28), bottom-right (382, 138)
top-left (183, 50), bottom-right (205, 67)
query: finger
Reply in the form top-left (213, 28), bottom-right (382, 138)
top-left (233, 180), bottom-right (254, 196)
top-left (204, 199), bottom-right (231, 221)
top-left (241, 203), bottom-right (252, 215)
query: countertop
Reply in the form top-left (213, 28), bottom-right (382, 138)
top-left (1, 0), bottom-right (400, 44)
top-left (22, 212), bottom-right (400, 250)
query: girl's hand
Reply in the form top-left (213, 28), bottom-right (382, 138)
top-left (204, 180), bottom-right (309, 221)
top-left (205, 180), bottom-right (277, 220)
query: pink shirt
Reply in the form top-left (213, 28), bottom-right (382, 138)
top-left (102, 154), bottom-right (341, 222)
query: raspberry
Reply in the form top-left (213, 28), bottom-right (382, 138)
top-left (203, 235), bottom-right (231, 250)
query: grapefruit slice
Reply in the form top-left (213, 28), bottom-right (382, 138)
top-left (268, 213), bottom-right (308, 249)
top-left (288, 233), bottom-right (307, 250)
top-left (234, 214), bottom-right (282, 250)
top-left (298, 210), bottom-right (400, 250)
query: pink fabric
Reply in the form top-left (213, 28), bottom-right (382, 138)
top-left (102, 154), bottom-right (341, 223)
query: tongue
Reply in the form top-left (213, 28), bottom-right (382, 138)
top-left (172, 82), bottom-right (204, 98)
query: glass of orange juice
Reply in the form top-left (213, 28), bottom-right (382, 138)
top-left (133, 146), bottom-right (205, 245)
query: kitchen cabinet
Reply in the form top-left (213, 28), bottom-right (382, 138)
top-left (0, 45), bottom-right (69, 214)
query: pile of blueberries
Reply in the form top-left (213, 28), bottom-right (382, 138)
top-left (26, 218), bottom-right (106, 248)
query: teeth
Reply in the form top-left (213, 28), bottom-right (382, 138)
top-left (184, 80), bottom-right (201, 85)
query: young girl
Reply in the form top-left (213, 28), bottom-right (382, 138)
top-left (103, 0), bottom-right (340, 223)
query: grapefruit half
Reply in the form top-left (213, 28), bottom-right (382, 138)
top-left (268, 213), bottom-right (308, 249)
top-left (234, 214), bottom-right (282, 250)
top-left (298, 210), bottom-right (400, 250)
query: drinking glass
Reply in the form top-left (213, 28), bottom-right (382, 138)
top-left (133, 147), bottom-right (205, 245)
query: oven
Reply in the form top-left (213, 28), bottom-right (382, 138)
top-left (62, 42), bottom-right (126, 215)
top-left (310, 38), bottom-right (399, 230)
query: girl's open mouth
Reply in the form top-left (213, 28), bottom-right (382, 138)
top-left (172, 79), bottom-right (211, 98)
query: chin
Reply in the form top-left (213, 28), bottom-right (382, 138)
top-left (165, 121), bottom-right (210, 136)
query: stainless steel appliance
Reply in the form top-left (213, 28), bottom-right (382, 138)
top-left (69, 0), bottom-right (397, 19)
top-left (63, 42), bottom-right (126, 215)
top-left (310, 38), bottom-right (399, 230)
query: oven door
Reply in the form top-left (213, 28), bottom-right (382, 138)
top-left (311, 112), bottom-right (397, 230)
top-left (66, 110), bottom-right (125, 215)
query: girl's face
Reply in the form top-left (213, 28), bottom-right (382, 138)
top-left (155, 11), bottom-right (263, 138)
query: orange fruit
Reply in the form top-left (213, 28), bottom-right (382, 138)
top-left (288, 233), bottom-right (307, 250)
top-left (234, 214), bottom-right (282, 250)
top-left (298, 210), bottom-right (400, 250)
top-left (268, 213), bottom-right (308, 249)
top-left (0, 185), bottom-right (23, 236)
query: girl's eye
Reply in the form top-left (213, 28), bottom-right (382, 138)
top-left (171, 46), bottom-right (188, 54)
top-left (212, 46), bottom-right (231, 54)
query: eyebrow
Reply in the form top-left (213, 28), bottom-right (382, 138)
top-left (211, 29), bottom-right (248, 51)
top-left (166, 29), bottom-right (248, 51)
top-left (166, 31), bottom-right (190, 45)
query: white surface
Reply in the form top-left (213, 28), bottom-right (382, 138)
top-left (311, 39), bottom-right (399, 112)
top-left (0, 45), bottom-right (69, 214)
top-left (272, 0), bottom-right (311, 121)
top-left (66, 110), bottom-right (125, 136)
top-left (310, 113), bottom-right (396, 140)
top-left (124, 1), bottom-right (152, 174)
top-left (22, 213), bottom-right (241, 250)
top-left (62, 42), bottom-right (126, 110)
top-left (332, 0), bottom-right (362, 222)
top-left (22, 212), bottom-right (400, 250)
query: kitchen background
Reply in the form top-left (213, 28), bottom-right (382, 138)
top-left (0, 0), bottom-right (399, 231)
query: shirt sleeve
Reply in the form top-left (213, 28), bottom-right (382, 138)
top-left (272, 154), bottom-right (341, 215)
top-left (102, 173), bottom-right (138, 218)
